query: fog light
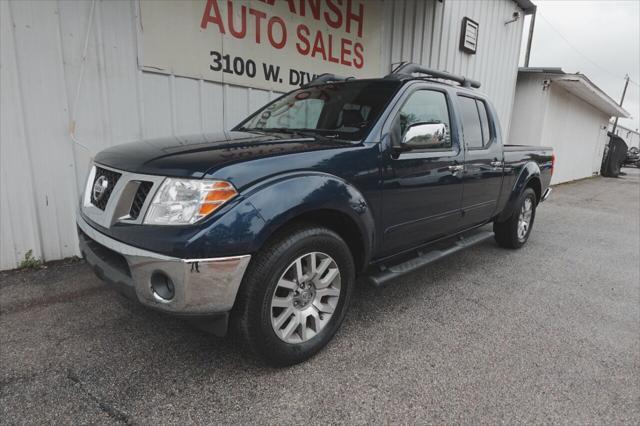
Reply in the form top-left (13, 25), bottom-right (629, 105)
top-left (150, 271), bottom-right (175, 301)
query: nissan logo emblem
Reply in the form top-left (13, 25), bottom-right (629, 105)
top-left (92, 175), bottom-right (109, 201)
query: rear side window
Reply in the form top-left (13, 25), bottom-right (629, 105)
top-left (477, 100), bottom-right (492, 145)
top-left (458, 96), bottom-right (492, 148)
top-left (458, 96), bottom-right (483, 148)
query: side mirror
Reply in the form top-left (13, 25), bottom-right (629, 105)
top-left (398, 122), bottom-right (447, 151)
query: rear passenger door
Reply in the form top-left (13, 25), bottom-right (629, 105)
top-left (457, 95), bottom-right (504, 228)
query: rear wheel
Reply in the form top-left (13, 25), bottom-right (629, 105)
top-left (494, 188), bottom-right (537, 249)
top-left (231, 225), bottom-right (355, 366)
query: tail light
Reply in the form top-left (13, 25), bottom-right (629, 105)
top-left (550, 153), bottom-right (555, 177)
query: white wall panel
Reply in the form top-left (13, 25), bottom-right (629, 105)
top-left (383, 0), bottom-right (525, 135)
top-left (248, 89), bottom-right (272, 118)
top-left (58, 0), bottom-right (110, 192)
top-left (509, 73), bottom-right (549, 147)
top-left (99, 0), bottom-right (143, 145)
top-left (3, 0), bottom-right (80, 266)
top-left (200, 81), bottom-right (225, 133)
top-left (0, 0), bottom-right (43, 270)
top-left (435, 0), bottom-right (524, 136)
top-left (223, 84), bottom-right (250, 130)
top-left (0, 0), bottom-right (526, 269)
top-left (542, 85), bottom-right (610, 184)
top-left (142, 72), bottom-right (173, 139)
top-left (510, 73), bottom-right (611, 184)
top-left (174, 76), bottom-right (202, 136)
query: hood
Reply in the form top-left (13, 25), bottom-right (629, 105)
top-left (94, 131), bottom-right (351, 178)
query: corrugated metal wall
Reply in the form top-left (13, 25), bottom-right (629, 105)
top-left (0, 0), bottom-right (525, 270)
top-left (542, 85), bottom-right (610, 184)
top-left (384, 0), bottom-right (525, 135)
top-left (509, 73), bottom-right (611, 184)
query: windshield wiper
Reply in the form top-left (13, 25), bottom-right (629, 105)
top-left (248, 128), bottom-right (348, 144)
top-left (259, 128), bottom-right (309, 136)
top-left (237, 127), bottom-right (314, 139)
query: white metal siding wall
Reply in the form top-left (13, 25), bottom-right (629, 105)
top-left (384, 0), bottom-right (525, 136)
top-left (542, 85), bottom-right (610, 184)
top-left (510, 73), bottom-right (611, 185)
top-left (1, 0), bottom-right (280, 270)
top-left (509, 73), bottom-right (550, 147)
top-left (0, 0), bottom-right (525, 269)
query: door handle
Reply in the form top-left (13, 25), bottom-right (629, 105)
top-left (490, 160), bottom-right (503, 168)
top-left (448, 165), bottom-right (464, 174)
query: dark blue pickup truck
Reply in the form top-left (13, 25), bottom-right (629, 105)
top-left (78, 64), bottom-right (553, 365)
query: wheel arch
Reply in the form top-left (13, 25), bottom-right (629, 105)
top-left (259, 209), bottom-right (368, 274)
top-left (244, 172), bottom-right (375, 273)
top-left (497, 161), bottom-right (542, 222)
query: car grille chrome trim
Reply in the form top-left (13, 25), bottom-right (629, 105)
top-left (90, 166), bottom-right (122, 210)
top-left (81, 163), bottom-right (166, 228)
top-left (129, 181), bottom-right (154, 219)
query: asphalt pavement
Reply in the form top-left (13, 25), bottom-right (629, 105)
top-left (1, 169), bottom-right (639, 424)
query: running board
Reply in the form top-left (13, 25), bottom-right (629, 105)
top-left (366, 229), bottom-right (494, 287)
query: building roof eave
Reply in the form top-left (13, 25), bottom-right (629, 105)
top-left (553, 76), bottom-right (630, 118)
top-left (512, 0), bottom-right (536, 15)
top-left (519, 67), bottom-right (564, 74)
top-left (518, 67), bottom-right (630, 118)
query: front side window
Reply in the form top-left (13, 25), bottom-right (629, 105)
top-left (237, 80), bottom-right (400, 141)
top-left (396, 90), bottom-right (452, 150)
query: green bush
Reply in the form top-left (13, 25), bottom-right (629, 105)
top-left (18, 249), bottom-right (43, 270)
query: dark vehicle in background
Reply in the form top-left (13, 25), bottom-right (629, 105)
top-left (77, 63), bottom-right (554, 366)
top-left (624, 146), bottom-right (639, 168)
top-left (601, 133), bottom-right (629, 177)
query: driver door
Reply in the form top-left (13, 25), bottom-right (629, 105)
top-left (380, 87), bottom-right (465, 256)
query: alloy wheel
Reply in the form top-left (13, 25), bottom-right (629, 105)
top-left (270, 252), bottom-right (341, 343)
top-left (517, 197), bottom-right (533, 241)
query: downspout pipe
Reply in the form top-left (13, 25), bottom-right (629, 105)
top-left (524, 5), bottom-right (537, 67)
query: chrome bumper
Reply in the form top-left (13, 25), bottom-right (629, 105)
top-left (77, 214), bottom-right (250, 315)
top-left (541, 187), bottom-right (552, 202)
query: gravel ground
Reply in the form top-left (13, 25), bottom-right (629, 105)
top-left (1, 169), bottom-right (639, 425)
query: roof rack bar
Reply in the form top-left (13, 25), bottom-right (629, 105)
top-left (388, 62), bottom-right (481, 89)
top-left (301, 73), bottom-right (354, 88)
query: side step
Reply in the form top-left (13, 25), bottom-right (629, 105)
top-left (366, 229), bottom-right (494, 287)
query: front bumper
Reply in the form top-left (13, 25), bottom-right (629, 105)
top-left (77, 214), bottom-right (251, 315)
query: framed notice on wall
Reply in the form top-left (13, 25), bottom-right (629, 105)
top-left (459, 17), bottom-right (479, 54)
top-left (138, 0), bottom-right (384, 91)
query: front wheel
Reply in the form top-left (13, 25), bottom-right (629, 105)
top-left (231, 225), bottom-right (355, 366)
top-left (494, 188), bottom-right (537, 249)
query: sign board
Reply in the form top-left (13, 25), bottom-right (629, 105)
top-left (139, 0), bottom-right (384, 91)
top-left (459, 17), bottom-right (479, 54)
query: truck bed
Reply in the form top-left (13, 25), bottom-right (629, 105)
top-left (500, 145), bottom-right (554, 208)
top-left (504, 144), bottom-right (553, 152)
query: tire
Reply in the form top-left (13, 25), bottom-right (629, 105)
top-left (613, 161), bottom-right (621, 177)
top-left (493, 188), bottom-right (537, 249)
top-left (231, 225), bottom-right (355, 366)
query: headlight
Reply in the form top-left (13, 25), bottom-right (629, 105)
top-left (144, 178), bottom-right (237, 225)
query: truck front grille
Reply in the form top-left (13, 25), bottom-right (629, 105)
top-left (129, 181), bottom-right (153, 220)
top-left (82, 164), bottom-right (164, 228)
top-left (91, 167), bottom-right (122, 210)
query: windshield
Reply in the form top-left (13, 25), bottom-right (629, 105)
top-left (236, 80), bottom-right (401, 141)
